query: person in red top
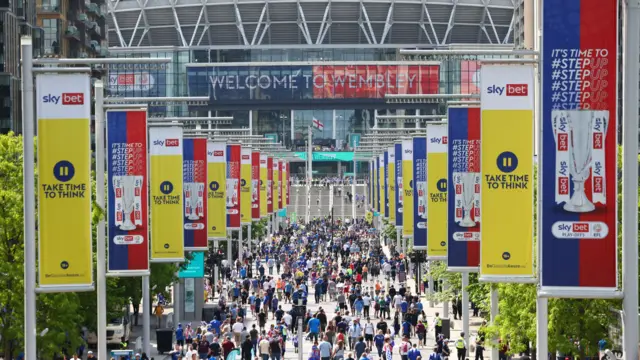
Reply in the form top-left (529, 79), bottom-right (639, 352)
top-left (355, 273), bottom-right (362, 284)
top-left (222, 335), bottom-right (236, 359)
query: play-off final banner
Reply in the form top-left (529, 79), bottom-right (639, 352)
top-left (37, 73), bottom-right (93, 290)
top-left (183, 138), bottom-right (208, 251)
top-left (402, 139), bottom-right (414, 238)
top-left (447, 107), bottom-right (481, 271)
top-left (149, 126), bottom-right (185, 262)
top-left (412, 137), bottom-right (427, 249)
top-left (252, 150), bottom-right (261, 221)
top-left (207, 142), bottom-right (227, 239)
top-left (267, 156), bottom-right (274, 213)
top-left (540, 0), bottom-right (618, 295)
top-left (480, 65), bottom-right (534, 282)
top-left (240, 147), bottom-right (252, 225)
top-left (227, 144), bottom-right (241, 229)
top-left (395, 142), bottom-right (403, 228)
top-left (107, 110), bottom-right (149, 274)
top-left (426, 124), bottom-right (448, 260)
top-left (388, 146), bottom-right (396, 224)
top-left (383, 152), bottom-right (389, 218)
top-left (273, 158), bottom-right (281, 211)
top-left (260, 154), bottom-right (268, 217)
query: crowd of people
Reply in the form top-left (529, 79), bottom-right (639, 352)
top-left (165, 217), bottom-right (487, 360)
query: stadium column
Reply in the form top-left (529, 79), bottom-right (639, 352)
top-left (415, 109), bottom-right (420, 129)
top-left (332, 109), bottom-right (337, 140)
top-left (249, 111), bottom-right (253, 135)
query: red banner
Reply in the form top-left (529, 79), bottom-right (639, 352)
top-left (226, 144), bottom-right (241, 229)
top-left (286, 161), bottom-right (290, 206)
top-left (267, 156), bottom-right (273, 213)
top-left (312, 64), bottom-right (439, 99)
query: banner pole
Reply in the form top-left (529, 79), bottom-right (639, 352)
top-left (239, 227), bottom-right (243, 262)
top-left (536, 297), bottom-right (548, 360)
top-left (490, 286), bottom-right (499, 360)
top-left (248, 223), bottom-right (252, 254)
top-left (20, 36), bottom-right (37, 360)
top-left (142, 275), bottom-right (151, 355)
top-left (94, 79), bottom-right (108, 360)
top-left (462, 273), bottom-right (469, 346)
top-left (622, 0), bottom-right (640, 358)
top-left (442, 281), bottom-right (449, 319)
top-left (428, 266), bottom-right (434, 307)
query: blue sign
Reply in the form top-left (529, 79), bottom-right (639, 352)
top-left (186, 64), bottom-right (441, 110)
top-left (178, 252), bottom-right (205, 278)
top-left (413, 137), bottom-right (427, 249)
top-left (395, 143), bottom-right (403, 228)
top-left (349, 133), bottom-right (361, 148)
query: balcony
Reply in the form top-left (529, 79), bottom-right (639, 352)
top-left (87, 3), bottom-right (99, 15)
top-left (64, 24), bottom-right (80, 40)
top-left (37, 4), bottom-right (61, 14)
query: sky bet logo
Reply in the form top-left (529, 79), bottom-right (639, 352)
top-left (153, 139), bottom-right (180, 147)
top-left (486, 84), bottom-right (528, 96)
top-left (42, 93), bottom-right (84, 105)
top-left (430, 136), bottom-right (448, 144)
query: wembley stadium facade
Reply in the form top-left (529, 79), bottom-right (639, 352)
top-left (106, 0), bottom-right (533, 175)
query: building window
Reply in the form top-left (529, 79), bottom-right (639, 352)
top-left (43, 19), bottom-right (60, 55)
top-left (41, 0), bottom-right (59, 11)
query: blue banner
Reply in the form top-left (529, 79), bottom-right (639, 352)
top-left (178, 251), bottom-right (205, 278)
top-left (376, 157), bottom-right (380, 213)
top-left (413, 137), bottom-right (427, 249)
top-left (447, 107), bottom-right (481, 271)
top-left (395, 142), bottom-right (403, 228)
top-left (384, 151), bottom-right (389, 218)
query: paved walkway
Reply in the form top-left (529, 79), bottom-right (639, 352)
top-left (124, 246), bottom-right (487, 360)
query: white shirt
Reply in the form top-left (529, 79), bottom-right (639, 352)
top-left (394, 295), bottom-right (403, 306)
top-left (283, 313), bottom-right (292, 326)
top-left (364, 323), bottom-right (375, 335)
top-left (362, 295), bottom-right (371, 306)
top-left (232, 322), bottom-right (244, 333)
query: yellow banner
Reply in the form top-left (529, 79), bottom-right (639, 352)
top-left (426, 124), bottom-right (448, 259)
top-left (240, 148), bottom-right (252, 224)
top-left (36, 73), bottom-right (93, 289)
top-left (402, 139), bottom-right (414, 238)
top-left (207, 142), bottom-right (227, 239)
top-left (273, 161), bottom-right (280, 211)
top-left (149, 126), bottom-right (184, 262)
top-left (388, 148), bottom-right (396, 224)
top-left (480, 109), bottom-right (534, 278)
top-left (260, 154), bottom-right (268, 218)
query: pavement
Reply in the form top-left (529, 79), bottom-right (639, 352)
top-left (289, 185), bottom-right (367, 221)
top-left (121, 245), bottom-right (486, 360)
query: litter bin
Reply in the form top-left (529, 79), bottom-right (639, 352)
top-left (156, 328), bottom-right (174, 354)
top-left (441, 319), bottom-right (451, 340)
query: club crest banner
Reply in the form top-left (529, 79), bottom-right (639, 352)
top-left (226, 144), bottom-right (241, 229)
top-left (447, 107), bottom-right (481, 271)
top-left (107, 110), bottom-right (149, 274)
top-left (388, 146), bottom-right (396, 224)
top-left (402, 139), bottom-right (414, 239)
top-left (267, 156), bottom-right (274, 213)
top-left (240, 147), bottom-right (252, 225)
top-left (149, 126), bottom-right (184, 262)
top-left (480, 65), bottom-right (534, 282)
top-left (541, 0), bottom-right (618, 294)
top-left (207, 142), bottom-right (227, 239)
top-left (426, 124), bottom-right (448, 260)
top-left (260, 154), bottom-right (268, 217)
top-left (37, 73), bottom-right (93, 289)
top-left (183, 138), bottom-right (208, 251)
top-left (395, 142), bottom-right (403, 228)
top-left (413, 137), bottom-right (427, 249)
top-left (252, 150), bottom-right (261, 220)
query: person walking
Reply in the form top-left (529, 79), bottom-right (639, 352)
top-left (455, 333), bottom-right (467, 360)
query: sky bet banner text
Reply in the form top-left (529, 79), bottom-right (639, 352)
top-left (183, 138), bottom-right (208, 251)
top-left (149, 126), bottom-right (185, 262)
top-left (426, 124), bottom-right (448, 260)
top-left (447, 107), bottom-right (480, 271)
top-left (541, 0), bottom-right (618, 293)
top-left (480, 65), bottom-right (534, 282)
top-left (402, 139), bottom-right (414, 239)
top-left (107, 110), bottom-right (149, 274)
top-left (207, 142), bottom-right (227, 239)
top-left (37, 73), bottom-right (93, 290)
top-left (413, 137), bottom-right (427, 250)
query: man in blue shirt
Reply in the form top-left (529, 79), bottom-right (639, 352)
top-left (307, 315), bottom-right (321, 342)
top-left (408, 344), bottom-right (421, 360)
top-left (402, 319), bottom-right (412, 337)
top-left (175, 323), bottom-right (185, 347)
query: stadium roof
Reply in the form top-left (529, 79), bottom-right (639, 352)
top-left (106, 0), bottom-right (520, 48)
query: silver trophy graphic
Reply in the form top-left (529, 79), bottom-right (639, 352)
top-left (186, 182), bottom-right (201, 220)
top-left (226, 180), bottom-right (234, 207)
top-left (564, 110), bottom-right (595, 213)
top-left (118, 175), bottom-right (138, 231)
top-left (459, 172), bottom-right (476, 228)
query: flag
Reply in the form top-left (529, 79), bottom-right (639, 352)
top-left (312, 117), bottom-right (324, 130)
